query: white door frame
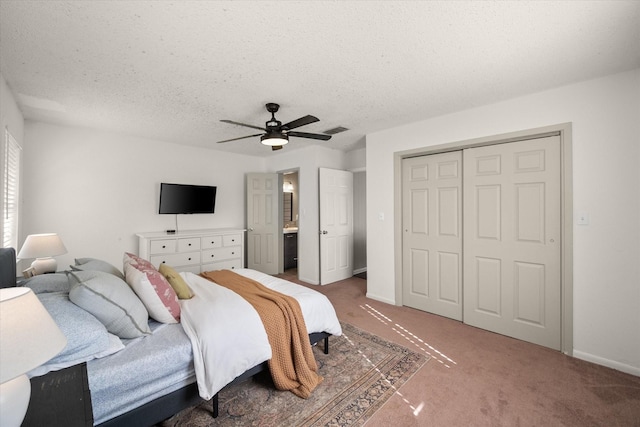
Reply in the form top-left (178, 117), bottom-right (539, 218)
top-left (393, 123), bottom-right (574, 355)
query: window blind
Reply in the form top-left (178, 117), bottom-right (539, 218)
top-left (3, 128), bottom-right (21, 249)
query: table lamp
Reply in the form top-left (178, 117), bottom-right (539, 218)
top-left (0, 287), bottom-right (67, 427)
top-left (17, 233), bottom-right (68, 275)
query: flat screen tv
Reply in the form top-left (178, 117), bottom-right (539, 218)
top-left (159, 183), bottom-right (217, 214)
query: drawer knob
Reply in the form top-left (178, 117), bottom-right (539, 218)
top-left (188, 243), bottom-right (192, 246)
top-left (211, 254), bottom-right (215, 258)
top-left (161, 261), bottom-right (166, 264)
top-left (162, 245), bottom-right (166, 248)
top-left (188, 257), bottom-right (191, 261)
top-left (231, 252), bottom-right (235, 255)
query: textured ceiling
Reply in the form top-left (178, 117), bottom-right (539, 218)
top-left (1, 1), bottom-right (639, 157)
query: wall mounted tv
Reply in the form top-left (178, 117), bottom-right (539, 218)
top-left (158, 183), bottom-right (217, 214)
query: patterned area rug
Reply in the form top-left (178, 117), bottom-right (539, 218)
top-left (161, 322), bottom-right (428, 426)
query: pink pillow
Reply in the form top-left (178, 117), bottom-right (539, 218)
top-left (123, 252), bottom-right (155, 270)
top-left (123, 253), bottom-right (180, 323)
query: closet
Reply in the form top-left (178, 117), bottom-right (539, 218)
top-left (402, 136), bottom-right (561, 350)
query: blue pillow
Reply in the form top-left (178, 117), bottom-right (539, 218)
top-left (22, 273), bottom-right (70, 294)
top-left (71, 257), bottom-right (125, 281)
top-left (68, 270), bottom-right (151, 338)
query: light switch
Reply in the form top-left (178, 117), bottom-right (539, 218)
top-left (577, 212), bottom-right (589, 225)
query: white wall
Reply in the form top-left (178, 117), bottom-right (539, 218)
top-left (366, 69), bottom-right (640, 375)
top-left (267, 145), bottom-right (347, 284)
top-left (22, 121), bottom-right (265, 270)
top-left (0, 73), bottom-right (25, 244)
top-left (0, 74), bottom-right (23, 148)
top-left (20, 117), bottom-right (350, 285)
top-left (344, 146), bottom-right (366, 171)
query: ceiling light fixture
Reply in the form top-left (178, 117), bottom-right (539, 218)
top-left (260, 131), bottom-right (289, 147)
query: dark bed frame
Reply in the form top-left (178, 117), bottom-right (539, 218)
top-left (0, 247), bottom-right (331, 427)
top-left (98, 333), bottom-right (330, 426)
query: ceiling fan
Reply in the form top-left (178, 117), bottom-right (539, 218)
top-left (217, 103), bottom-right (331, 151)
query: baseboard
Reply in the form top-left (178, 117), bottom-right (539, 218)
top-left (573, 350), bottom-right (640, 377)
top-left (365, 292), bottom-right (396, 305)
top-left (299, 275), bottom-right (319, 285)
top-left (353, 267), bottom-right (367, 275)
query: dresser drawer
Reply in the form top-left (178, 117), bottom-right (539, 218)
top-left (172, 264), bottom-right (201, 274)
top-left (202, 247), bottom-right (240, 263)
top-left (149, 239), bottom-right (176, 254)
top-left (151, 252), bottom-right (201, 268)
top-left (178, 237), bottom-right (201, 252)
top-left (201, 235), bottom-right (223, 249)
top-left (223, 234), bottom-right (242, 247)
top-left (202, 258), bottom-right (242, 272)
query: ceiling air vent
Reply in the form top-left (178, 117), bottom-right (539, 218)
top-left (323, 126), bottom-right (349, 135)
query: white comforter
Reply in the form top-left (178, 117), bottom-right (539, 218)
top-left (178, 269), bottom-right (342, 400)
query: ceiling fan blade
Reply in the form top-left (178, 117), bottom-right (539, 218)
top-left (220, 120), bottom-right (266, 131)
top-left (282, 115), bottom-right (319, 130)
top-left (216, 133), bottom-right (263, 143)
top-left (287, 131), bottom-right (332, 141)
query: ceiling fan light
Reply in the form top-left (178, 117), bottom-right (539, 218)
top-left (261, 132), bottom-right (289, 146)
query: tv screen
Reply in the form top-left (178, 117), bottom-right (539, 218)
top-left (159, 183), bottom-right (217, 214)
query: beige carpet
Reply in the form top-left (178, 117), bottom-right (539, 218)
top-left (160, 322), bottom-right (428, 426)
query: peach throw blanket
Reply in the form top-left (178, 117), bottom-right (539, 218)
top-left (200, 269), bottom-right (322, 398)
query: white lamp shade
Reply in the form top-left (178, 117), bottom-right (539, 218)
top-left (17, 233), bottom-right (67, 260)
top-left (0, 288), bottom-right (67, 384)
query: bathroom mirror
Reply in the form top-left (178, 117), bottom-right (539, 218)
top-left (283, 192), bottom-right (293, 222)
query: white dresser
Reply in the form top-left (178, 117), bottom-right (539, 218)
top-left (136, 228), bottom-right (245, 273)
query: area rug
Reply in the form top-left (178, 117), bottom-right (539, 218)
top-left (160, 322), bottom-right (428, 426)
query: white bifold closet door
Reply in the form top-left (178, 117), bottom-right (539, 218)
top-left (402, 136), bottom-right (561, 350)
top-left (463, 136), bottom-right (561, 350)
top-left (402, 151), bottom-right (463, 321)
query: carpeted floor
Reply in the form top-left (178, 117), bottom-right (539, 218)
top-left (160, 322), bottom-right (427, 426)
top-left (287, 274), bottom-right (640, 426)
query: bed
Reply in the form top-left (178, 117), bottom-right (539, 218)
top-left (0, 247), bottom-right (342, 426)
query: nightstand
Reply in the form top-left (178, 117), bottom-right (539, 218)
top-left (22, 362), bottom-right (93, 427)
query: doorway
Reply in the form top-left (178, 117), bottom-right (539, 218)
top-left (282, 171), bottom-right (299, 276)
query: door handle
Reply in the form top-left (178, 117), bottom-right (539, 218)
top-left (320, 230), bottom-right (328, 235)
top-left (248, 227), bottom-right (254, 232)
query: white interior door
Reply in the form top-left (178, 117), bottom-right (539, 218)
top-left (402, 151), bottom-right (463, 320)
top-left (463, 136), bottom-right (561, 350)
top-left (246, 173), bottom-right (279, 275)
top-left (319, 168), bottom-right (353, 285)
